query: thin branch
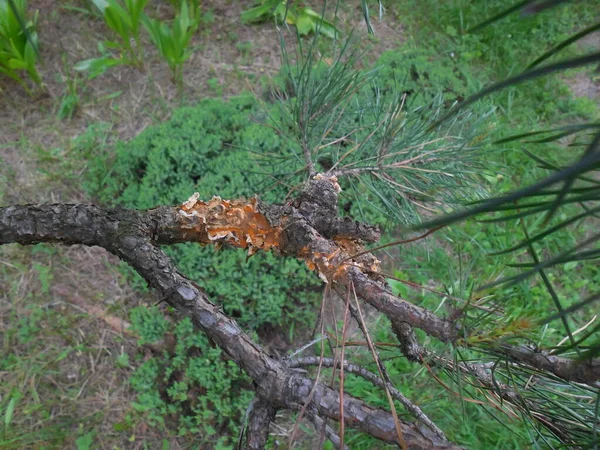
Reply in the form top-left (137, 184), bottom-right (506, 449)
top-left (289, 356), bottom-right (447, 441)
top-left (349, 283), bottom-right (407, 450)
top-left (306, 409), bottom-right (349, 450)
top-left (303, 139), bottom-right (316, 176)
top-left (338, 284), bottom-right (351, 448)
top-left (0, 203), bottom-right (458, 449)
top-left (242, 397), bottom-right (277, 450)
top-left (498, 344), bottom-right (600, 385)
top-left (289, 285), bottom-right (330, 448)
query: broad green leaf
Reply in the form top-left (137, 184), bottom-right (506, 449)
top-left (295, 11), bottom-right (312, 36)
top-left (104, 7), bottom-right (128, 38)
top-left (315, 20), bottom-right (337, 39)
top-left (240, 0), bottom-right (280, 23)
top-left (8, 38), bottom-right (23, 59)
top-left (7, 57), bottom-right (26, 69)
top-left (91, 0), bottom-right (109, 13)
top-left (74, 56), bottom-right (123, 79)
top-left (240, 4), bottom-right (272, 23)
top-left (4, 397), bottom-right (15, 428)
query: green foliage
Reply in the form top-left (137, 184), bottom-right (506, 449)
top-left (0, 0), bottom-right (42, 93)
top-left (395, 0), bottom-right (597, 123)
top-left (128, 308), bottom-right (254, 442)
top-left (397, 0), bottom-right (600, 344)
top-left (84, 95), bottom-right (321, 439)
top-left (76, 0), bottom-right (203, 86)
top-left (75, 0), bottom-right (148, 77)
top-left (375, 46), bottom-right (481, 105)
top-left (268, 39), bottom-right (493, 226)
top-left (86, 94), bottom-right (321, 331)
top-left (142, 0), bottom-right (201, 88)
top-left (130, 305), bottom-right (169, 344)
top-left (79, 2), bottom-right (599, 446)
top-left (75, 430), bottom-right (96, 450)
top-left (241, 0), bottom-right (338, 38)
top-left (378, 1), bottom-right (600, 446)
top-left (0, 250), bottom-right (107, 449)
top-left (56, 73), bottom-right (81, 120)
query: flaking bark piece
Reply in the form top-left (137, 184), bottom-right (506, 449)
top-left (298, 175), bottom-right (380, 243)
top-left (179, 195), bottom-right (282, 255)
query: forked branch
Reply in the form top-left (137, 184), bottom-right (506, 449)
top-left (0, 195), bottom-right (457, 449)
top-left (1, 175), bottom-right (599, 448)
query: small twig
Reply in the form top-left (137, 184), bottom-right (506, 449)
top-left (337, 137), bottom-right (452, 171)
top-left (349, 282), bottom-right (407, 449)
top-left (343, 226), bottom-right (445, 262)
top-left (551, 315), bottom-right (597, 353)
top-left (288, 356), bottom-right (447, 441)
top-left (338, 284), bottom-right (352, 448)
top-left (307, 409), bottom-right (349, 450)
top-left (304, 141), bottom-right (316, 176)
top-left (289, 284), bottom-right (330, 448)
top-left (285, 335), bottom-right (327, 360)
top-left (328, 118), bottom-right (386, 173)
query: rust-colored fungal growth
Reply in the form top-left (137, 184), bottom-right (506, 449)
top-left (177, 190), bottom-right (382, 284)
top-left (178, 194), bottom-right (282, 255)
top-left (297, 237), bottom-right (381, 284)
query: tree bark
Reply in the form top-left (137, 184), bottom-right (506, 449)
top-left (243, 398), bottom-right (277, 450)
top-left (2, 176), bottom-right (599, 448)
top-left (0, 201), bottom-right (458, 449)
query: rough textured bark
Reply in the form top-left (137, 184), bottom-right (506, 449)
top-left (1, 176), bottom-right (599, 448)
top-left (288, 356), bottom-right (447, 440)
top-left (243, 398), bottom-right (277, 450)
top-left (499, 344), bottom-right (600, 385)
top-left (0, 201), bottom-right (457, 449)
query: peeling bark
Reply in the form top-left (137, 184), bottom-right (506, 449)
top-left (1, 176), bottom-right (599, 448)
top-left (0, 201), bottom-right (456, 449)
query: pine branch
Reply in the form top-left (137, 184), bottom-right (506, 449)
top-left (2, 176), bottom-right (599, 447)
top-left (242, 398), bottom-right (277, 450)
top-left (0, 193), bottom-right (457, 449)
top-left (288, 356), bottom-right (447, 440)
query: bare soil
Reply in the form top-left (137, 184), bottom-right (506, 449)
top-left (568, 30), bottom-right (600, 100)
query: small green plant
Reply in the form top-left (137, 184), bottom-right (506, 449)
top-left (164, 0), bottom-right (198, 10)
top-left (75, 0), bottom-right (148, 78)
top-left (56, 55), bottom-right (83, 120)
top-left (206, 76), bottom-right (222, 95)
top-left (84, 95), bottom-right (322, 331)
top-left (128, 307), bottom-right (253, 443)
top-left (241, 0), bottom-right (338, 38)
top-left (142, 0), bottom-right (200, 89)
top-left (115, 350), bottom-right (130, 368)
top-left (75, 429), bottom-right (96, 450)
top-left (0, 0), bottom-right (42, 93)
